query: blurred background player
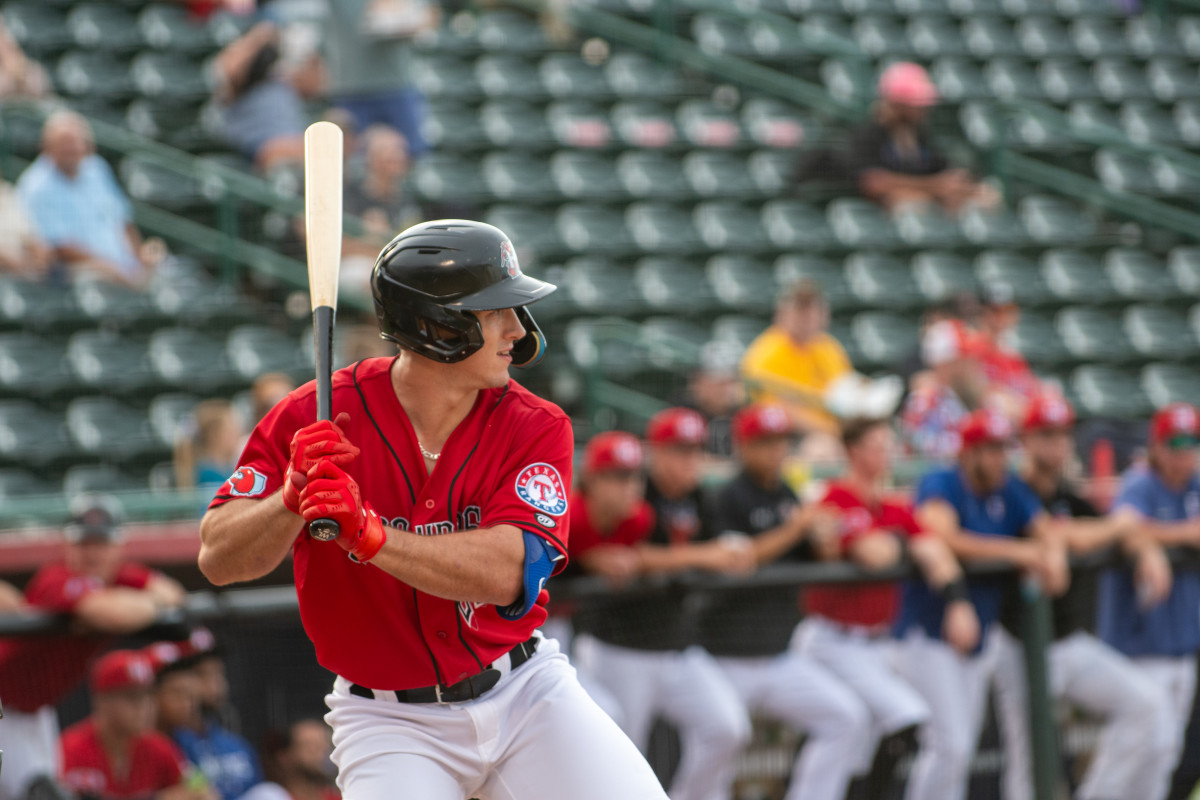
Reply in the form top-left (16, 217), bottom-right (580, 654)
top-left (703, 403), bottom-right (870, 800)
top-left (0, 495), bottom-right (185, 800)
top-left (59, 649), bottom-right (215, 800)
top-left (795, 416), bottom-right (977, 798)
top-left (1096, 402), bottom-right (1200, 797)
top-left (897, 409), bottom-right (1068, 800)
top-left (993, 395), bottom-right (1175, 800)
top-left (261, 720), bottom-right (340, 800)
top-left (568, 430), bottom-right (754, 800)
top-left (644, 408), bottom-right (715, 548)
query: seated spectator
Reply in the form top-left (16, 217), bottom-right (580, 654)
top-left (0, 17), bottom-right (50, 101)
top-left (211, 22), bottom-right (318, 172)
top-left (847, 62), bottom-right (998, 215)
top-left (249, 373), bottom-right (296, 426)
top-left (0, 495), bottom-right (186, 800)
top-left (0, 171), bottom-right (53, 279)
top-left (261, 720), bottom-right (340, 800)
top-left (175, 400), bottom-right (244, 495)
top-left (59, 649), bottom-right (216, 800)
top-left (970, 285), bottom-right (1040, 420)
top-left (17, 111), bottom-right (160, 288)
top-left (901, 319), bottom-right (986, 459)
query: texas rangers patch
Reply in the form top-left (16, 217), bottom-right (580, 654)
top-left (225, 466), bottom-right (268, 497)
top-left (500, 240), bottom-right (521, 278)
top-left (515, 463), bottom-right (568, 516)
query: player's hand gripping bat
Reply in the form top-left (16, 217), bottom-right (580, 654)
top-left (303, 121), bottom-right (343, 542)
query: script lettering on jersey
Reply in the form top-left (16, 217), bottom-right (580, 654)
top-left (380, 506), bottom-right (483, 536)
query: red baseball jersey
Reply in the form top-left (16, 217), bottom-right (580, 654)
top-left (802, 482), bottom-right (925, 628)
top-left (567, 491), bottom-right (655, 558)
top-left (210, 358), bottom-right (573, 690)
top-left (60, 718), bottom-right (187, 800)
top-left (0, 562), bottom-right (153, 712)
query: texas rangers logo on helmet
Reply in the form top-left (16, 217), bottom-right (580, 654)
top-left (500, 240), bottom-right (521, 278)
top-left (515, 463), bottom-right (568, 516)
top-left (225, 466), bottom-right (268, 497)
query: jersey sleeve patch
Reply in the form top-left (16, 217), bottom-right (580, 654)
top-left (221, 466), bottom-right (269, 498)
top-left (514, 463), bottom-right (568, 517)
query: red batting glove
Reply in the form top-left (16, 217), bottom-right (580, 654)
top-left (297, 460), bottom-right (387, 563)
top-left (283, 412), bottom-right (359, 514)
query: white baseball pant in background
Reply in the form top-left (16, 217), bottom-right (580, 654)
top-left (324, 638), bottom-right (668, 800)
top-left (894, 628), bottom-right (998, 800)
top-left (1132, 654), bottom-right (1198, 796)
top-left (0, 706), bottom-right (58, 800)
top-left (715, 651), bottom-right (871, 800)
top-left (992, 628), bottom-right (1176, 800)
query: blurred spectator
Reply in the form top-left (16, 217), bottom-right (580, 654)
top-left (568, 431), bottom-right (753, 800)
top-left (17, 111), bottom-right (160, 288)
top-left (847, 62), bottom-right (998, 215)
top-left (970, 285), bottom-right (1040, 420)
top-left (0, 495), bottom-right (185, 800)
top-left (0, 17), bottom-right (50, 101)
top-left (211, 22), bottom-right (320, 172)
top-left (340, 125), bottom-right (424, 302)
top-left (175, 400), bottom-right (244, 494)
top-left (993, 396), bottom-right (1175, 800)
top-left (0, 170), bottom-right (53, 280)
top-left (1097, 403), bottom-right (1200, 790)
top-left (682, 341), bottom-right (743, 457)
top-left (740, 280), bottom-right (850, 439)
top-left (703, 403), bottom-right (867, 800)
top-left (250, 373), bottom-right (296, 426)
top-left (901, 319), bottom-right (985, 459)
top-left (59, 650), bottom-right (215, 800)
top-left (0, 578), bottom-right (24, 611)
top-left (795, 417), bottom-right (975, 797)
top-left (261, 720), bottom-right (340, 800)
top-left (323, 0), bottom-right (437, 159)
top-left (897, 409), bottom-right (1068, 800)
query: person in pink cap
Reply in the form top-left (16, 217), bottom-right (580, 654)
top-left (847, 62), bottom-right (998, 214)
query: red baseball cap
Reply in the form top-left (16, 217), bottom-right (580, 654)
top-left (1022, 395), bottom-right (1075, 433)
top-left (584, 431), bottom-right (644, 474)
top-left (959, 408), bottom-right (1014, 450)
top-left (90, 650), bottom-right (155, 694)
top-left (1151, 403), bottom-right (1200, 449)
top-left (878, 62), bottom-right (939, 107)
top-left (144, 627), bottom-right (221, 678)
top-left (646, 408), bottom-right (708, 447)
top-left (732, 403), bottom-right (795, 443)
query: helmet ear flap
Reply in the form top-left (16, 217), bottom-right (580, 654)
top-left (512, 307), bottom-right (546, 368)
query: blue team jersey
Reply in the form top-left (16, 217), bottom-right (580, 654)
top-left (896, 467), bottom-right (1040, 645)
top-left (173, 721), bottom-right (263, 800)
top-left (1096, 466), bottom-right (1200, 657)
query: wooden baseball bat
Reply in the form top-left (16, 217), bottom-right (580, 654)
top-left (303, 121), bottom-right (343, 542)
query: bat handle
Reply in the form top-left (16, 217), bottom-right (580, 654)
top-left (309, 518), bottom-right (341, 542)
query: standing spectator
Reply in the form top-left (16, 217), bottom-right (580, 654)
top-left (323, 0), bottom-right (437, 159)
top-left (794, 417), bottom-right (977, 796)
top-left (993, 395), bottom-right (1175, 800)
top-left (704, 404), bottom-right (871, 800)
top-left (897, 409), bottom-right (1068, 800)
top-left (1096, 403), bottom-right (1200, 793)
top-left (262, 720), bottom-right (340, 800)
top-left (59, 650), bottom-right (214, 800)
top-left (569, 431), bottom-right (754, 800)
top-left (901, 319), bottom-right (985, 460)
top-left (0, 495), bottom-right (186, 800)
top-left (846, 62), bottom-right (998, 214)
top-left (740, 280), bottom-right (851, 447)
top-left (17, 111), bottom-right (158, 288)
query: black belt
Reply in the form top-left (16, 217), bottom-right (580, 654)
top-left (349, 636), bottom-right (539, 704)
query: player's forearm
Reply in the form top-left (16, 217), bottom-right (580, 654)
top-left (369, 526), bottom-right (525, 606)
top-left (1059, 516), bottom-right (1127, 553)
top-left (73, 588), bottom-right (162, 633)
top-left (908, 536), bottom-right (963, 590)
top-left (636, 544), bottom-right (699, 574)
top-left (1139, 517), bottom-right (1200, 547)
top-left (198, 495), bottom-right (302, 585)
top-left (748, 521), bottom-right (807, 565)
top-left (943, 530), bottom-right (1039, 568)
top-left (146, 575), bottom-right (186, 608)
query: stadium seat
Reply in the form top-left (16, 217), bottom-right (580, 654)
top-left (479, 101), bottom-right (553, 150)
top-left (693, 14), bottom-right (758, 59)
top-left (911, 251), bottom-right (978, 302)
top-left (559, 258), bottom-right (641, 316)
top-left (0, 401), bottom-right (75, 467)
top-left (853, 16), bottom-right (914, 59)
top-left (745, 19), bottom-right (811, 63)
top-left (611, 101), bottom-right (678, 149)
top-left (965, 19), bottom-right (1024, 59)
top-left (55, 51), bottom-right (135, 101)
top-left (634, 258), bottom-right (717, 313)
top-left (640, 317), bottom-right (704, 368)
top-left (988, 58), bottom-right (1046, 101)
top-left (804, 16), bottom-right (855, 46)
top-left (1067, 101), bottom-right (1121, 137)
top-left (694, 201), bottom-right (772, 252)
top-left (148, 327), bottom-right (236, 392)
top-left (820, 59), bottom-right (867, 106)
top-left (959, 207), bottom-right (1033, 249)
top-left (846, 253), bottom-right (922, 310)
top-left (1093, 59), bottom-right (1151, 104)
top-left (66, 4), bottom-right (144, 54)
top-left (487, 206), bottom-right (566, 260)
top-left (147, 392), bottom-right (199, 449)
top-left (120, 156), bottom-right (205, 213)
top-left (948, 0), bottom-right (1005, 15)
top-left (1039, 59), bottom-right (1101, 104)
top-left (842, 0), bottom-right (895, 14)
top-left (896, 0), bottom-right (954, 13)
top-left (683, 152), bottom-right (757, 198)
top-left (1169, 247), bottom-right (1200, 296)
top-left (425, 100), bottom-right (490, 151)
top-left (67, 396), bottom-right (162, 462)
top-left (707, 255), bottom-right (776, 313)
top-left (129, 52), bottom-right (210, 103)
top-left (711, 314), bottom-right (770, 352)
top-left (0, 334), bottom-right (72, 398)
top-left (0, 278), bottom-right (84, 333)
top-left (975, 250), bottom-right (1054, 307)
top-left (227, 326), bottom-right (302, 382)
top-left (546, 102), bottom-right (615, 149)
top-left (1012, 311), bottom-right (1071, 366)
top-left (565, 316), bottom-right (648, 378)
top-left (62, 464), bottom-right (144, 498)
top-left (1094, 149), bottom-right (1162, 196)
top-left (1071, 19), bottom-right (1133, 60)
top-left (138, 4), bottom-right (213, 53)
top-left (66, 330), bottom-right (156, 394)
top-left (930, 59), bottom-right (991, 103)
top-left (1055, 0), bottom-right (1124, 18)
top-left (1147, 60), bottom-right (1200, 104)
top-left (1057, 307), bottom-right (1135, 362)
top-left (1042, 249), bottom-right (1119, 304)
top-left (1123, 101), bottom-right (1182, 146)
top-left (477, 10), bottom-right (551, 52)
top-left (1071, 365), bottom-right (1151, 418)
top-left (476, 55), bottom-right (548, 100)
top-left (559, 204), bottom-right (636, 254)
top-left (747, 150), bottom-right (798, 195)
top-left (1016, 17), bottom-right (1071, 59)
top-left (1105, 249), bottom-right (1178, 302)
top-left (540, 54), bottom-right (612, 101)
top-left (827, 198), bottom-right (900, 250)
top-left (1124, 305), bottom-right (1195, 360)
top-left (895, 207), bottom-right (965, 248)
top-left (73, 278), bottom-right (162, 330)
top-left (605, 53), bottom-right (684, 99)
top-left (412, 54), bottom-right (483, 101)
top-left (3, 3), bottom-right (71, 59)
top-left (410, 154), bottom-right (489, 205)
top-left (1019, 196), bottom-right (1097, 246)
top-left (762, 200), bottom-right (839, 252)
top-left (908, 16), bottom-right (970, 60)
top-left (616, 152), bottom-right (692, 200)
top-left (0, 468), bottom-right (53, 501)
top-left (851, 311), bottom-right (920, 369)
top-left (1175, 101), bottom-right (1200, 147)
top-left (626, 203), bottom-right (703, 254)
top-left (784, 0), bottom-right (845, 14)
top-left (1142, 363), bottom-right (1200, 408)
top-left (774, 254), bottom-right (853, 310)
top-left (550, 152), bottom-right (626, 200)
top-left (482, 152), bottom-right (559, 202)
top-left (676, 101), bottom-right (744, 149)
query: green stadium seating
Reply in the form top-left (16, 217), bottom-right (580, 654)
top-left (1068, 101), bottom-right (1120, 137)
top-left (479, 101), bottom-right (553, 150)
top-left (1042, 249), bottom-right (1119, 304)
top-left (617, 151), bottom-right (692, 200)
top-left (1094, 149), bottom-right (1162, 196)
top-left (426, 100), bottom-right (490, 151)
top-left (412, 54), bottom-right (483, 101)
top-left (0, 469), bottom-right (53, 500)
top-left (410, 153), bottom-right (489, 205)
top-left (774, 254), bottom-right (854, 309)
top-left (1142, 363), bottom-right (1200, 407)
top-left (1017, 17), bottom-right (1072, 60)
top-left (565, 316), bottom-right (648, 378)
top-left (966, 19), bottom-right (1024, 59)
top-left (711, 314), bottom-right (769, 351)
top-left (1071, 18), bottom-right (1133, 60)
top-left (1094, 59), bottom-right (1152, 105)
top-left (762, 200), bottom-right (839, 251)
top-left (976, 250), bottom-right (1054, 307)
top-left (847, 252), bottom-right (923, 310)
top-left (959, 207), bottom-right (1033, 249)
top-left (550, 151), bottom-right (626, 200)
top-left (931, 59), bottom-right (991, 103)
top-left (0, 334), bottom-right (72, 398)
top-left (66, 396), bottom-right (163, 462)
top-left (908, 16), bottom-right (970, 60)
top-left (120, 155), bottom-right (205, 213)
top-left (684, 152), bottom-right (758, 198)
top-left (66, 330), bottom-right (156, 394)
top-left (1128, 16), bottom-right (1188, 60)
top-left (559, 203), bottom-right (635, 254)
top-left (626, 202), bottom-right (704, 254)
top-left (693, 14), bottom-right (758, 59)
top-left (138, 4), bottom-right (213, 54)
top-left (1039, 59), bottom-right (1101, 104)
top-left (640, 316), bottom-right (704, 368)
top-left (1013, 311), bottom-right (1072, 366)
top-left (483, 152), bottom-right (559, 202)
top-left (827, 198), bottom-right (900, 249)
top-left (62, 464), bottom-right (144, 497)
top-left (66, 4), bottom-right (144, 54)
top-left (1123, 101), bottom-right (1182, 146)
top-left (707, 255), bottom-right (776, 313)
top-left (1147, 60), bottom-right (1200, 104)
top-left (986, 59), bottom-right (1046, 100)
top-left (1071, 365), bottom-right (1151, 418)
top-left (912, 251), bottom-right (978, 301)
top-left (148, 327), bottom-right (236, 392)
top-left (487, 205), bottom-right (566, 259)
top-left (634, 258), bottom-right (717, 313)
top-left (0, 401), bottom-right (75, 467)
top-left (1105, 249), bottom-right (1178, 302)
top-left (1056, 0), bottom-right (1124, 18)
top-left (896, 0), bottom-right (954, 13)
top-left (676, 100), bottom-right (745, 149)
top-left (540, 54), bottom-right (612, 101)
top-left (477, 55), bottom-right (548, 100)
top-left (853, 16), bottom-right (914, 60)
top-left (612, 101), bottom-right (679, 149)
top-left (147, 392), bottom-right (199, 449)
top-left (694, 201), bottom-right (773, 252)
top-left (741, 98), bottom-right (816, 149)
top-left (1169, 247), bottom-right (1200, 296)
top-left (0, 277), bottom-right (85, 333)
top-left (895, 207), bottom-right (965, 248)
top-left (746, 150), bottom-right (797, 196)
top-left (1174, 100), bottom-right (1200, 147)
top-left (1057, 306), bottom-right (1135, 361)
top-left (55, 51), bottom-right (136, 102)
top-left (73, 278), bottom-right (161, 329)
top-left (1124, 305), bottom-right (1195, 360)
top-left (129, 52), bottom-right (209, 103)
top-left (559, 258), bottom-right (641, 316)
top-left (546, 102), bottom-right (614, 149)
top-left (477, 10), bottom-right (551, 53)
top-left (605, 53), bottom-right (685, 99)
top-left (850, 311), bottom-right (920, 368)
top-left (227, 325), bottom-right (303, 382)
top-left (3, 3), bottom-right (72, 59)
top-left (1019, 196), bottom-right (1097, 245)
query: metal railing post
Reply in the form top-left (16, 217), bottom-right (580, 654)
top-left (1020, 581), bottom-right (1064, 800)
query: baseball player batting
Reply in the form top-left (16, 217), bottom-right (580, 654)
top-left (199, 220), bottom-right (667, 799)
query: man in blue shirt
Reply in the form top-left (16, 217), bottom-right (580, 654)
top-left (896, 408), bottom-right (1068, 800)
top-left (17, 110), bottom-right (155, 287)
top-left (1097, 402), bottom-right (1200, 796)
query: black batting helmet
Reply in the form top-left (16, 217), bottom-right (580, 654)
top-left (370, 220), bottom-right (555, 366)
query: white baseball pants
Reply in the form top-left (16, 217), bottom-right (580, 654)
top-left (571, 636), bottom-right (751, 800)
top-left (894, 628), bottom-right (998, 800)
top-left (715, 651), bottom-right (872, 800)
top-left (992, 628), bottom-right (1176, 800)
top-left (1132, 653), bottom-right (1198, 797)
top-left (324, 638), bottom-right (667, 800)
top-left (0, 706), bottom-right (59, 800)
